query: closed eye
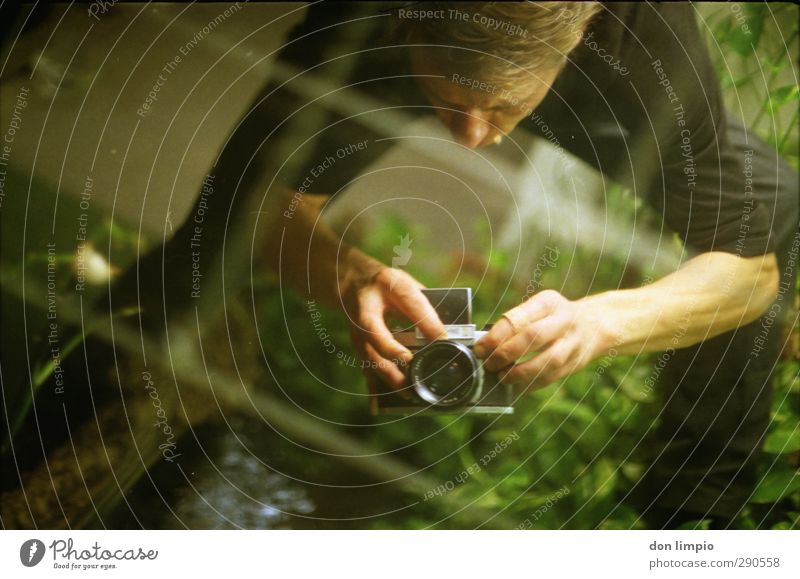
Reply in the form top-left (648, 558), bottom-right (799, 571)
top-left (423, 90), bottom-right (461, 110)
top-left (420, 85), bottom-right (518, 114)
top-left (486, 104), bottom-right (517, 112)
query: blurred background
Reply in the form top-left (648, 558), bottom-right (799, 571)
top-left (0, 3), bottom-right (797, 529)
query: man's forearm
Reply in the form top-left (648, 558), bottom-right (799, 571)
top-left (265, 191), bottom-right (385, 307)
top-left (585, 252), bottom-right (779, 356)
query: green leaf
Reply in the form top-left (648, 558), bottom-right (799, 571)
top-left (733, 506), bottom-right (757, 529)
top-left (487, 248), bottom-right (509, 270)
top-left (677, 518), bottom-right (712, 530)
top-left (592, 459), bottom-right (618, 501)
top-left (764, 422), bottom-right (800, 454)
top-left (727, 28), bottom-right (755, 56)
top-left (769, 85), bottom-right (800, 109)
top-left (543, 398), bottom-right (600, 428)
top-left (751, 469), bottom-right (800, 504)
top-left (743, 3), bottom-right (767, 46)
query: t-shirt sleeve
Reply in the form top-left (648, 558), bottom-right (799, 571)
top-left (617, 2), bottom-right (774, 256)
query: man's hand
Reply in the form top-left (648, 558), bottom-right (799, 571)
top-left (265, 191), bottom-right (447, 388)
top-left (473, 290), bottom-right (607, 391)
top-left (342, 266), bottom-right (447, 388)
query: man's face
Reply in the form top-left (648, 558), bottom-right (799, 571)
top-left (411, 48), bottom-right (561, 148)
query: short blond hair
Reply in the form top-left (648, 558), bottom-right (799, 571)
top-left (395, 2), bottom-right (602, 83)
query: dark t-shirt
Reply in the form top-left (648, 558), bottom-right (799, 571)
top-left (139, 2), bottom-right (797, 313)
top-left (533, 2), bottom-right (791, 257)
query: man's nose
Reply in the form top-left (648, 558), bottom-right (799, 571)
top-left (449, 110), bottom-right (490, 148)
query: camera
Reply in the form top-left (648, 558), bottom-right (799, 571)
top-left (370, 288), bottom-right (514, 415)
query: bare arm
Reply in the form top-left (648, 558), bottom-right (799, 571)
top-left (265, 190), bottom-right (446, 386)
top-left (264, 191), bottom-right (383, 306)
top-left (588, 252), bottom-right (779, 354)
top-left (475, 251), bottom-right (779, 389)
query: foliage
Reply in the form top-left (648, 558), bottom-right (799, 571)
top-left (5, 3), bottom-right (797, 530)
top-left (699, 3), bottom-right (799, 169)
top-left (263, 212), bottom-right (797, 529)
top-left (697, 2), bottom-right (800, 530)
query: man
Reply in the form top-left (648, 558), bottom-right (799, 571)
top-left (126, 3), bottom-right (797, 528)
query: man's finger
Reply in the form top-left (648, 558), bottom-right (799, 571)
top-left (358, 291), bottom-right (414, 363)
top-left (475, 291), bottom-right (561, 358)
top-left (473, 303), bottom-right (544, 359)
top-left (473, 316), bottom-right (514, 359)
top-left (500, 340), bottom-right (575, 391)
top-left (363, 342), bottom-right (407, 390)
top-left (483, 315), bottom-right (568, 372)
top-left (388, 282), bottom-right (447, 340)
top-left (361, 314), bottom-right (413, 365)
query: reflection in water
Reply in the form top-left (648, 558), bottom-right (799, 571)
top-left (111, 414), bottom-right (409, 529)
top-left (111, 415), bottom-right (315, 529)
top-left (170, 426), bottom-right (316, 529)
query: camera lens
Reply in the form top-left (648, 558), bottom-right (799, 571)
top-left (409, 341), bottom-right (483, 407)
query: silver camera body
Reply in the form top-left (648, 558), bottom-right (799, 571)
top-left (371, 288), bottom-right (514, 415)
